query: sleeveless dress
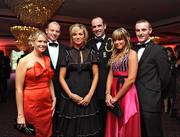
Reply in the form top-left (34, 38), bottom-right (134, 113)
top-left (57, 47), bottom-right (101, 137)
top-left (105, 53), bottom-right (141, 137)
top-left (23, 56), bottom-right (54, 137)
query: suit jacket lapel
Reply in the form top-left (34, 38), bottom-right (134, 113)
top-left (44, 47), bottom-right (56, 70)
top-left (56, 45), bottom-right (62, 71)
top-left (139, 41), bottom-right (153, 65)
top-left (92, 40), bottom-right (98, 51)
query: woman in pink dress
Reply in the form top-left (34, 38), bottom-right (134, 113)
top-left (105, 28), bottom-right (141, 137)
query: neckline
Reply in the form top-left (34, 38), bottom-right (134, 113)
top-left (34, 56), bottom-right (46, 69)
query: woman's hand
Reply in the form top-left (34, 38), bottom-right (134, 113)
top-left (78, 94), bottom-right (92, 106)
top-left (17, 114), bottom-right (26, 127)
top-left (70, 93), bottom-right (83, 104)
top-left (105, 94), bottom-right (114, 108)
top-left (51, 97), bottom-right (56, 116)
top-left (111, 96), bottom-right (118, 104)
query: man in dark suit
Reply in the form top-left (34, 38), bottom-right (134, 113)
top-left (133, 19), bottom-right (170, 137)
top-left (87, 17), bottom-right (113, 136)
top-left (44, 21), bottom-right (65, 137)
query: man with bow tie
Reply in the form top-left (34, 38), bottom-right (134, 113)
top-left (133, 19), bottom-right (170, 137)
top-left (44, 21), bottom-right (66, 137)
top-left (87, 17), bottom-right (113, 136)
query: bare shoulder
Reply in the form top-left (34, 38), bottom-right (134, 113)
top-left (18, 54), bottom-right (34, 69)
top-left (18, 55), bottom-right (28, 66)
top-left (128, 49), bottom-right (137, 58)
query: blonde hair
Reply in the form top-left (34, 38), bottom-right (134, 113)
top-left (28, 30), bottom-right (48, 46)
top-left (69, 24), bottom-right (88, 45)
top-left (109, 27), bottom-right (131, 64)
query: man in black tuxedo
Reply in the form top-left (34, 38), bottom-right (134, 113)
top-left (87, 17), bottom-right (113, 136)
top-left (44, 21), bottom-right (66, 136)
top-left (133, 19), bottom-right (170, 137)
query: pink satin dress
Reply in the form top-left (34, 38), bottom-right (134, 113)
top-left (105, 54), bottom-right (141, 137)
top-left (23, 56), bottom-right (54, 137)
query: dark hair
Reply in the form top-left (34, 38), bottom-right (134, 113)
top-left (174, 45), bottom-right (180, 59)
top-left (166, 47), bottom-right (176, 60)
top-left (166, 47), bottom-right (173, 53)
top-left (0, 50), bottom-right (4, 59)
top-left (91, 17), bottom-right (105, 25)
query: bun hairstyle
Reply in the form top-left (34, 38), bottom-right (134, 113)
top-left (28, 30), bottom-right (48, 47)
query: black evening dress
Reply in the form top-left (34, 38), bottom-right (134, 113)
top-left (57, 46), bottom-right (101, 137)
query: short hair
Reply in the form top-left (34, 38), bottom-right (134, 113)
top-left (166, 47), bottom-right (174, 53)
top-left (69, 24), bottom-right (88, 45)
top-left (135, 19), bottom-right (152, 28)
top-left (91, 16), bottom-right (105, 25)
top-left (47, 21), bottom-right (61, 29)
top-left (28, 30), bottom-right (48, 46)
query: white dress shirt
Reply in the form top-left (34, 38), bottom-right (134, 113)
top-left (95, 35), bottom-right (105, 50)
top-left (137, 39), bottom-right (151, 61)
top-left (48, 41), bottom-right (59, 68)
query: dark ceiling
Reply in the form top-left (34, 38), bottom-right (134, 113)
top-left (1, 0), bottom-right (180, 46)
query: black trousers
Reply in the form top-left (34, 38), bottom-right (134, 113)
top-left (97, 99), bottom-right (107, 137)
top-left (141, 111), bottom-right (163, 137)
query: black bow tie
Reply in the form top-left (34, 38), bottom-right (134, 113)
top-left (49, 42), bottom-right (58, 47)
top-left (137, 43), bottom-right (147, 49)
top-left (95, 38), bottom-right (104, 43)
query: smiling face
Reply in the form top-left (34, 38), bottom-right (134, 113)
top-left (112, 28), bottom-right (131, 51)
top-left (45, 21), bottom-right (60, 42)
top-left (91, 17), bottom-right (106, 38)
top-left (33, 34), bottom-right (48, 53)
top-left (135, 21), bottom-right (152, 43)
top-left (71, 29), bottom-right (85, 48)
top-left (113, 39), bottom-right (126, 50)
top-left (69, 24), bottom-right (88, 48)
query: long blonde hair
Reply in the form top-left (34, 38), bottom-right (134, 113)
top-left (109, 27), bottom-right (131, 65)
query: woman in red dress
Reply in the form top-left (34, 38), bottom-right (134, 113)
top-left (16, 30), bottom-right (56, 137)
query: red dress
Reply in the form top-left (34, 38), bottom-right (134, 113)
top-left (23, 56), bottom-right (54, 137)
top-left (105, 54), bottom-right (141, 137)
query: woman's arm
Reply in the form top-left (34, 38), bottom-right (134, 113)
top-left (113, 49), bottom-right (138, 102)
top-left (15, 59), bottom-right (27, 124)
top-left (59, 67), bottom-right (83, 103)
top-left (105, 66), bottom-right (114, 107)
top-left (106, 66), bottom-right (113, 95)
top-left (49, 80), bottom-right (56, 116)
top-left (79, 64), bottom-right (99, 106)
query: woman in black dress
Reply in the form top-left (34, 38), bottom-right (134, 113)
top-left (57, 24), bottom-right (101, 136)
top-left (163, 47), bottom-right (176, 113)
